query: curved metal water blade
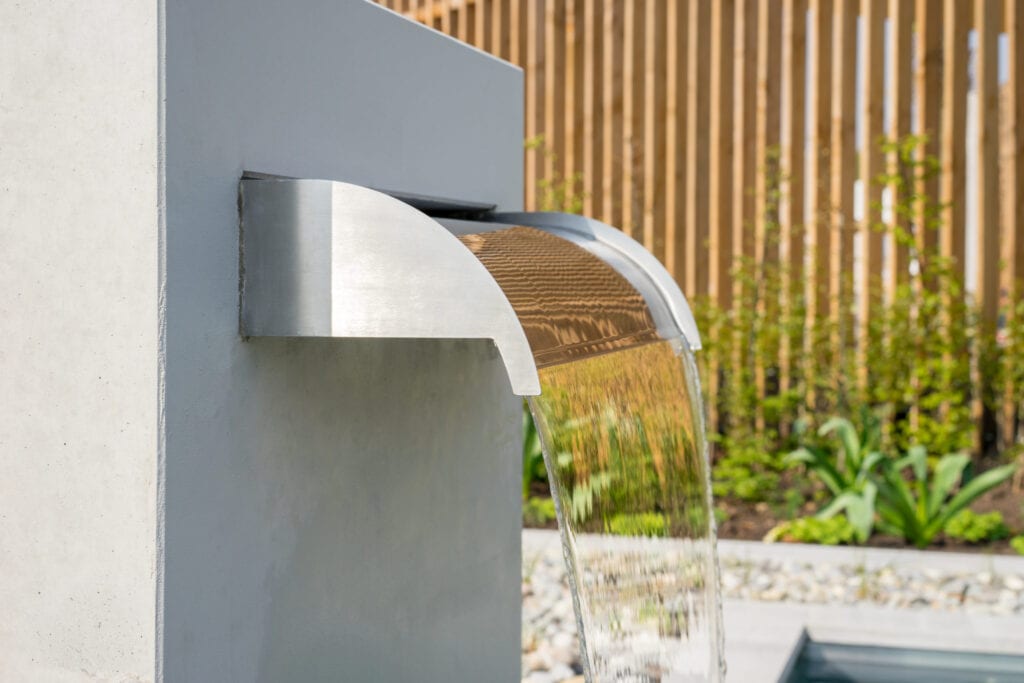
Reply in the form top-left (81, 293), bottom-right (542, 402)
top-left (455, 225), bottom-right (725, 682)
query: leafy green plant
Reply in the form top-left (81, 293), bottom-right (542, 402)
top-left (523, 496), bottom-right (557, 526)
top-left (943, 509), bottom-right (1010, 543)
top-left (607, 512), bottom-right (668, 538)
top-left (874, 448), bottom-right (1017, 548)
top-left (695, 135), bottom-right (1005, 508)
top-left (786, 413), bottom-right (885, 542)
top-left (1011, 535), bottom-right (1024, 555)
top-left (711, 432), bottom-right (782, 502)
top-left (764, 516), bottom-right (857, 545)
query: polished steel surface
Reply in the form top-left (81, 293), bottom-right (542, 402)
top-left (239, 178), bottom-right (540, 395)
top-left (483, 212), bottom-right (702, 351)
top-left (456, 226), bottom-right (662, 367)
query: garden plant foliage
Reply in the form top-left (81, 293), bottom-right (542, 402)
top-left (783, 414), bottom-right (1017, 547)
top-left (694, 136), bottom-right (1019, 510)
top-left (943, 510), bottom-right (1010, 544)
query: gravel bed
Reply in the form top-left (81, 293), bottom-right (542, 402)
top-left (521, 531), bottom-right (1024, 683)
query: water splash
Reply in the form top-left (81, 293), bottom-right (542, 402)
top-left (527, 338), bottom-right (725, 682)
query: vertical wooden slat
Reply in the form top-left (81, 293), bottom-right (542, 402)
top-left (601, 0), bottom-right (624, 230)
top-left (886, 0), bottom-right (913, 295)
top-left (642, 0), bottom-right (667, 260)
top-left (708, 0), bottom-right (736, 307)
top-left (1004, 0), bottom-right (1024, 448)
top-left (525, 0), bottom-right (544, 209)
top-left (976, 0), bottom-right (1000, 331)
top-left (831, 0), bottom-right (857, 349)
top-left (752, 0), bottom-right (782, 424)
top-left (859, 0), bottom-right (885, 374)
top-left (807, 0), bottom-right (833, 331)
top-left (563, 0), bottom-right (578, 204)
top-left (915, 0), bottom-right (943, 265)
top-left (1008, 0), bottom-right (1024, 294)
top-left (621, 0), bottom-right (643, 236)
top-left (544, 1), bottom-right (565, 204)
top-left (940, 0), bottom-right (968, 282)
top-left (806, 0), bottom-right (834, 411)
top-left (439, 0), bottom-right (451, 34)
top-left (475, 0), bottom-right (490, 52)
top-left (754, 0), bottom-right (782, 255)
top-left (571, 0), bottom-right (585, 210)
top-left (685, 0), bottom-right (712, 296)
top-left (453, 0), bottom-right (467, 44)
top-left (477, 0), bottom-right (490, 54)
top-left (976, 0), bottom-right (1000, 455)
top-left (780, 0), bottom-right (807, 395)
top-left (733, 0), bottom-right (760, 306)
top-left (703, 0), bottom-right (731, 432)
top-left (664, 0), bottom-right (688, 281)
top-left (492, 0), bottom-right (508, 59)
top-left (582, 0), bottom-right (602, 216)
top-left (509, 0), bottom-right (523, 65)
top-left (467, 0), bottom-right (478, 46)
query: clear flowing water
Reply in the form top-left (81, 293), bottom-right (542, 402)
top-left (527, 338), bottom-right (725, 683)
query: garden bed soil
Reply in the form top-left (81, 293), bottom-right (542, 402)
top-left (717, 481), bottom-right (1024, 555)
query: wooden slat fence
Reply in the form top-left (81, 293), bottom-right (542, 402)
top-left (379, 0), bottom-right (1024, 455)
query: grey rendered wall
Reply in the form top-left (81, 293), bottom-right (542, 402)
top-left (0, 2), bottom-right (159, 681)
top-left (162, 2), bottom-right (523, 681)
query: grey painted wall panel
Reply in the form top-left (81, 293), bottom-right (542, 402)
top-left (162, 1), bottom-right (524, 680)
top-left (0, 1), bottom-right (159, 680)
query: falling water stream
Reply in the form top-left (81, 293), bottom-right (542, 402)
top-left (455, 224), bottom-right (724, 681)
top-left (527, 339), bottom-right (725, 683)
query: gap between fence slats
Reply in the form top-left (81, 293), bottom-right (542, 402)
top-left (684, 0), bottom-right (711, 298)
top-left (941, 0), bottom-right (968, 283)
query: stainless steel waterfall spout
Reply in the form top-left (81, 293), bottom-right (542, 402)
top-left (239, 177), bottom-right (701, 396)
top-left (239, 177), bottom-right (540, 395)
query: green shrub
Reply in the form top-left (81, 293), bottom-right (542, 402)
top-left (695, 135), bottom-right (1000, 506)
top-left (764, 516), bottom-right (857, 545)
top-left (1011, 536), bottom-right (1024, 556)
top-left (711, 432), bottom-right (782, 502)
top-left (607, 512), bottom-right (668, 538)
top-left (787, 412), bottom-right (885, 543)
top-left (943, 510), bottom-right (1010, 543)
top-left (523, 496), bottom-right (557, 526)
top-left (875, 448), bottom-right (1016, 548)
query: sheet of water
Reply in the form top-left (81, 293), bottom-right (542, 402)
top-left (527, 338), bottom-right (725, 682)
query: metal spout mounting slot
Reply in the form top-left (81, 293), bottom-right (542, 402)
top-left (239, 178), bottom-right (701, 397)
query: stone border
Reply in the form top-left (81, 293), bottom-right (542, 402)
top-left (718, 538), bottom-right (1024, 575)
